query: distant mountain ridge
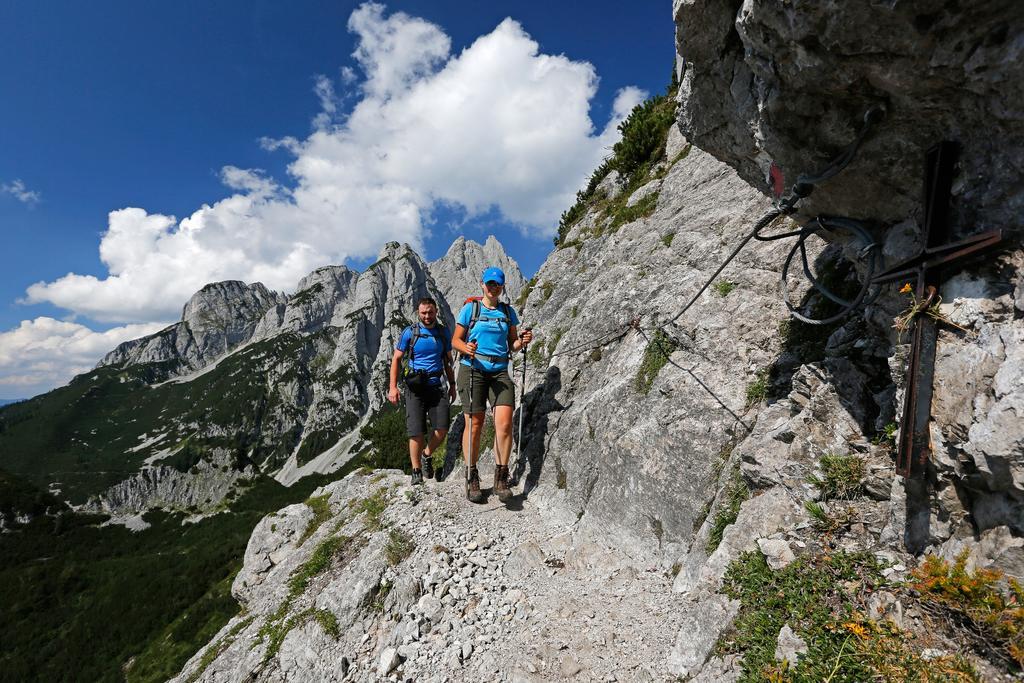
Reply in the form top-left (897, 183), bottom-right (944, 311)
top-left (0, 399), bottom-right (23, 407)
top-left (0, 237), bottom-right (525, 516)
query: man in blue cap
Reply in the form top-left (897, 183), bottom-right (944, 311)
top-left (451, 267), bottom-right (532, 503)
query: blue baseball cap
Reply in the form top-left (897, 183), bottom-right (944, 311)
top-left (482, 267), bottom-right (505, 285)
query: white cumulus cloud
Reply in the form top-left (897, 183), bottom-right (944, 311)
top-left (1, 179), bottom-right (41, 205)
top-left (0, 317), bottom-right (169, 398)
top-left (23, 2), bottom-right (646, 327)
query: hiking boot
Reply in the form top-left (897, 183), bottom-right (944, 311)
top-left (422, 456), bottom-right (434, 480)
top-left (494, 464), bottom-right (512, 502)
top-left (411, 469), bottom-right (423, 486)
top-left (466, 467), bottom-right (484, 503)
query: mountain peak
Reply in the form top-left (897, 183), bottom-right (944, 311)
top-left (375, 240), bottom-right (416, 263)
top-left (429, 235), bottom-right (526, 306)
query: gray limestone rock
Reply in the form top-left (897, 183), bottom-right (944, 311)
top-left (82, 446), bottom-right (257, 516)
top-left (667, 593), bottom-right (740, 677)
top-left (379, 647), bottom-right (401, 676)
top-left (100, 280), bottom-right (286, 373)
top-left (673, 0), bottom-right (1024, 234)
top-left (429, 235), bottom-right (527, 308)
top-left (774, 624), bottom-right (808, 667)
top-left (757, 538), bottom-right (796, 570)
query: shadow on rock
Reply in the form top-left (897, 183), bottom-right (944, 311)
top-left (510, 366), bottom-right (565, 498)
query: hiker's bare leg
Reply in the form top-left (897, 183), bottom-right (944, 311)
top-left (408, 436), bottom-right (424, 469)
top-left (426, 429), bottom-right (447, 457)
top-left (493, 405), bottom-right (513, 467)
top-left (463, 413), bottom-right (485, 468)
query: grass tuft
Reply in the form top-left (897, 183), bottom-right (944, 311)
top-left (286, 535), bottom-right (351, 598)
top-left (355, 488), bottom-right (389, 531)
top-left (744, 370), bottom-right (769, 407)
top-left (313, 609), bottom-right (340, 640)
top-left (296, 494), bottom-right (332, 546)
top-left (384, 528), bottom-right (415, 566)
top-left (705, 466), bottom-right (749, 554)
top-left (634, 329), bottom-right (679, 394)
top-left (808, 454), bottom-right (865, 501)
top-left (713, 280), bottom-right (737, 297)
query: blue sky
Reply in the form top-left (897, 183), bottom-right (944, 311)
top-left (0, 1), bottom-right (675, 398)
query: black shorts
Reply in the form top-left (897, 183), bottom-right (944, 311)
top-left (404, 384), bottom-right (450, 437)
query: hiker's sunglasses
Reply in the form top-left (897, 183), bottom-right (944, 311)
top-left (484, 281), bottom-right (504, 288)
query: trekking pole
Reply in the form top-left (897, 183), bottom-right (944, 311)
top-left (466, 347), bottom-right (475, 485)
top-left (513, 327), bottom-right (532, 480)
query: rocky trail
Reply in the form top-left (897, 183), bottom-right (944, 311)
top-left (173, 462), bottom-right (692, 683)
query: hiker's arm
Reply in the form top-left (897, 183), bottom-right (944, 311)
top-left (510, 325), bottom-right (533, 352)
top-left (388, 349), bottom-right (403, 404)
top-left (444, 351), bottom-right (457, 402)
top-left (451, 324), bottom-right (477, 356)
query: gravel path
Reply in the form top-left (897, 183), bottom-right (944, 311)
top-left (355, 470), bottom-right (691, 682)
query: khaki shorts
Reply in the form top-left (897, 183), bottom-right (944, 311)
top-left (457, 365), bottom-right (515, 414)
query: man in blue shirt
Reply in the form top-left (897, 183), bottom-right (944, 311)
top-left (388, 297), bottom-right (457, 485)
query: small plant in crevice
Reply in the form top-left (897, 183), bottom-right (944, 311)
top-left (872, 421), bottom-right (898, 449)
top-left (541, 281), bottom-right (555, 302)
top-left (808, 454), bottom-right (865, 501)
top-left (713, 280), bottom-right (737, 297)
top-left (384, 528), bottom-right (415, 566)
top-left (313, 609), bottom-right (340, 640)
top-left (744, 370), bottom-right (770, 407)
top-left (296, 494), bottom-right (332, 546)
top-left (893, 282), bottom-right (969, 341)
top-left (705, 467), bottom-right (750, 554)
top-left (607, 191), bottom-right (660, 232)
top-left (354, 488), bottom-right (389, 531)
top-left (634, 329), bottom-right (679, 395)
top-left (369, 580), bottom-right (392, 613)
top-left (803, 500), bottom-right (844, 534)
top-left (546, 328), bottom-right (564, 357)
top-left (694, 497), bottom-right (714, 532)
top-left (516, 277), bottom-right (537, 307)
top-left (526, 342), bottom-right (547, 369)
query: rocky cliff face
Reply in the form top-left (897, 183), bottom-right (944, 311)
top-left (670, 0), bottom-right (1024, 559)
top-left (672, 0), bottom-right (1024, 234)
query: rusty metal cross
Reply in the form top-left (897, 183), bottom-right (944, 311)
top-left (872, 141), bottom-right (1003, 478)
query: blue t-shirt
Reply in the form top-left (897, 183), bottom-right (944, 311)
top-left (457, 301), bottom-right (520, 372)
top-left (398, 324), bottom-right (451, 385)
